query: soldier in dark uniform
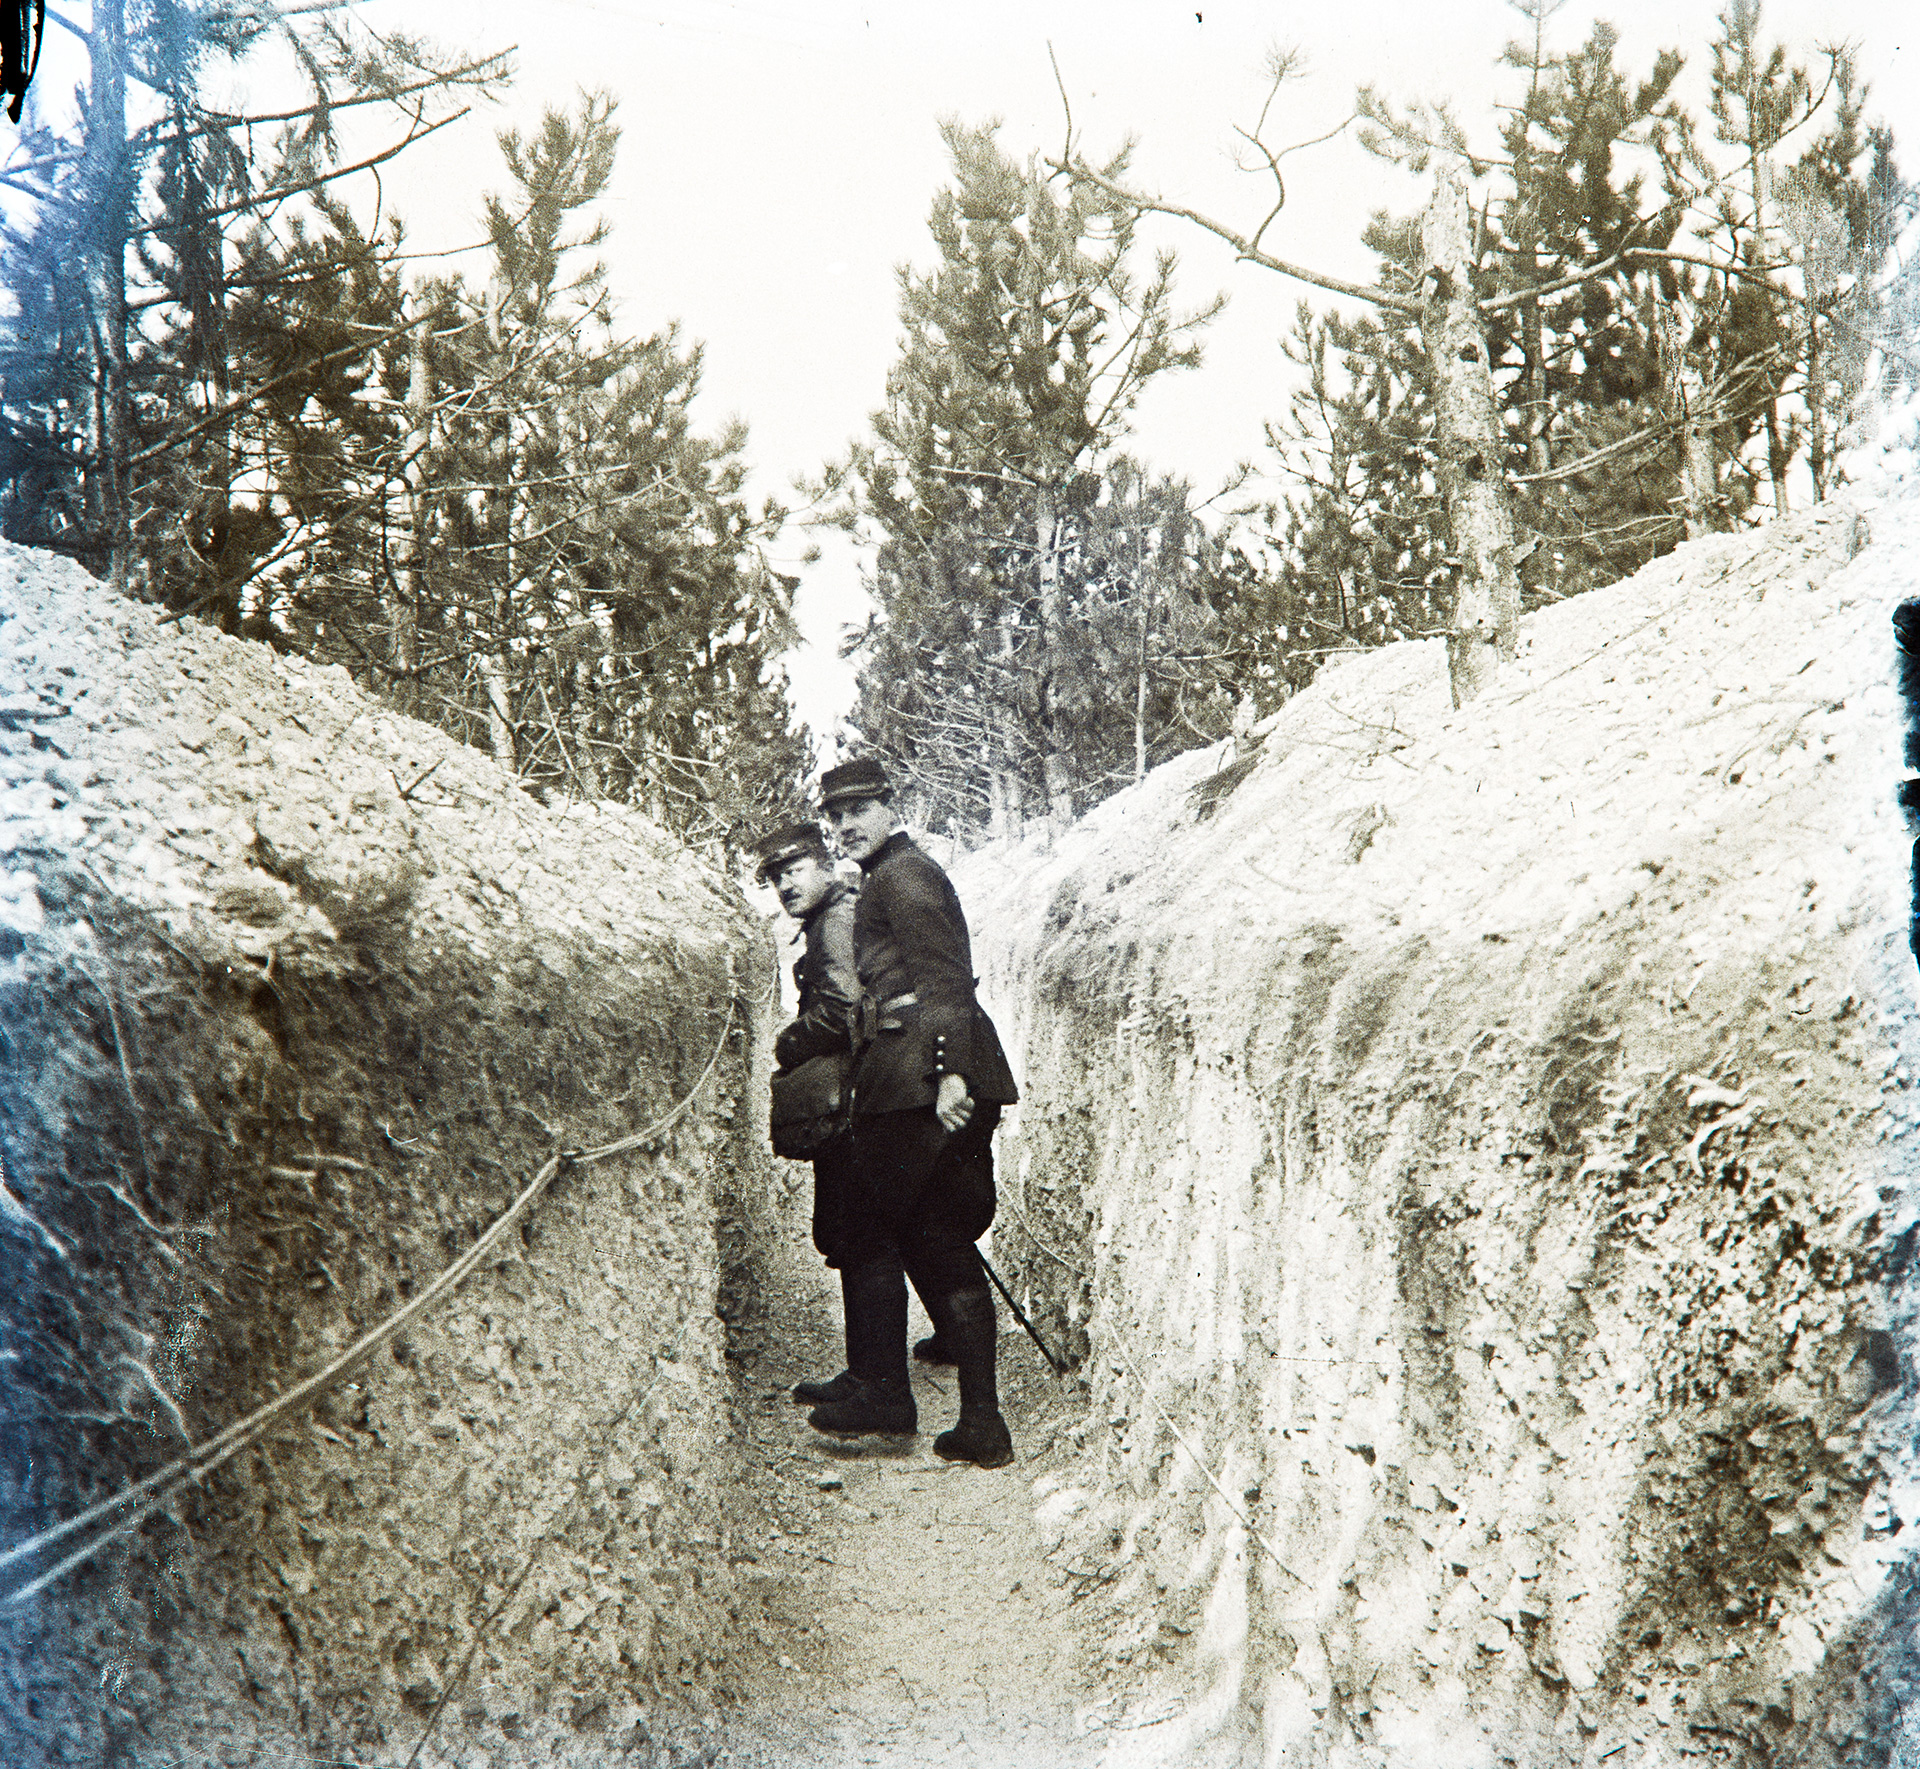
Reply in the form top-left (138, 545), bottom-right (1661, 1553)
top-left (754, 823), bottom-right (867, 1399)
top-left (806, 758), bottom-right (1022, 1468)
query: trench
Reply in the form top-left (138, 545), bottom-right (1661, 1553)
top-left (0, 891), bottom-right (1117, 1769)
top-left (9, 500), bottom-right (1920, 1768)
top-left (0, 546), bottom-right (1126, 1769)
top-left (713, 1233), bottom-right (1103, 1769)
top-left (0, 871), bottom-right (1113, 1769)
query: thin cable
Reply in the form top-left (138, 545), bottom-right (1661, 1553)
top-left (1105, 1329), bottom-right (1308, 1587)
top-left (997, 1185), bottom-right (1088, 1279)
top-left (0, 1001), bottom-right (737, 1604)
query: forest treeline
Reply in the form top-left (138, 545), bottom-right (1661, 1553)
top-left (0, 2), bottom-right (805, 844)
top-left (2, 1), bottom-right (1916, 848)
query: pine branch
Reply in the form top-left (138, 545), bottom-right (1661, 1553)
top-left (125, 312), bottom-right (430, 468)
top-left (1052, 154), bottom-right (1423, 316)
top-left (1480, 243), bottom-right (1795, 314)
top-left (126, 107), bottom-right (469, 240)
top-left (129, 56), bottom-right (508, 148)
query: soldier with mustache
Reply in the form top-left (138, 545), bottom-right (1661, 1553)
top-left (806, 757), bottom-right (1021, 1468)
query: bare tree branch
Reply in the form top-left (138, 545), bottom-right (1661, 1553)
top-left (126, 312), bottom-right (433, 468)
top-left (1051, 154), bottom-right (1423, 316)
top-left (126, 106), bottom-right (469, 239)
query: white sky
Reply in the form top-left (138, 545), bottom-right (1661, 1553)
top-left (25, 1), bottom-right (1920, 739)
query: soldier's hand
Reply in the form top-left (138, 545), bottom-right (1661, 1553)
top-left (936, 1071), bottom-right (974, 1133)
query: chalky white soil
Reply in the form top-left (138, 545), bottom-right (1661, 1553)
top-left (0, 541), bottom-right (731, 955)
top-left (9, 476), bottom-right (1919, 1769)
top-left (0, 542), bottom-right (1111, 1769)
top-left (0, 545), bottom-right (780, 1767)
top-left (959, 492), bottom-right (1920, 1768)
top-left (722, 1243), bottom-right (1103, 1769)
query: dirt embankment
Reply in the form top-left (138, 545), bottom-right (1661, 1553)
top-left (0, 542), bottom-right (783, 1767)
top-left (960, 496), bottom-right (1920, 1768)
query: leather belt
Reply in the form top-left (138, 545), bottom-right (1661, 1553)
top-left (854, 990), bottom-right (918, 1046)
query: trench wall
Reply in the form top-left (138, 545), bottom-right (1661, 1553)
top-left (962, 497), bottom-right (1920, 1768)
top-left (0, 546), bottom-right (781, 1767)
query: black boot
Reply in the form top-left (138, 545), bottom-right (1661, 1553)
top-left (807, 1375), bottom-right (916, 1436)
top-left (932, 1286), bottom-right (1013, 1468)
top-left (808, 1257), bottom-right (915, 1437)
top-left (792, 1267), bottom-right (867, 1403)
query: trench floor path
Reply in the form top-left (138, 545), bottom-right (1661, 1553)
top-left (719, 1261), bottom-right (1104, 1769)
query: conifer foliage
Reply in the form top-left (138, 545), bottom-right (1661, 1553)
top-left (304, 99), bottom-right (807, 841)
top-left (823, 124), bottom-right (1247, 835)
top-left (1262, 0), bottom-right (1914, 692)
top-left (0, 1), bottom-right (502, 598)
top-left (0, 9), bottom-right (807, 846)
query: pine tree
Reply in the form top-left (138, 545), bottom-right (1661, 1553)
top-left (1649, 2), bottom-right (1906, 518)
top-left (0, 2), bottom-right (504, 597)
top-left (366, 98), bottom-right (808, 844)
top-left (1490, 10), bottom-right (1690, 581)
top-left (1261, 1), bottom-right (1910, 707)
top-left (1263, 261), bottom-right (1453, 685)
top-left (1, 37), bottom-right (807, 850)
top-left (829, 122), bottom-right (1219, 833)
top-left (1351, 10), bottom-right (1692, 582)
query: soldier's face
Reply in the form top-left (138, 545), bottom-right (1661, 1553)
top-left (770, 854), bottom-right (835, 919)
top-left (826, 796), bottom-right (894, 863)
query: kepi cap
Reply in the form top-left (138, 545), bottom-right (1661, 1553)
top-left (752, 820), bottom-right (830, 881)
top-left (817, 756), bottom-right (893, 810)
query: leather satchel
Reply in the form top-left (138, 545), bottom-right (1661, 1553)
top-left (769, 1051), bottom-right (852, 1158)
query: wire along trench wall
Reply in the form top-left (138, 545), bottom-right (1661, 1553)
top-left (0, 546), bottom-right (782, 1767)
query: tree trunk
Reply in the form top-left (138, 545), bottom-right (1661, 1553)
top-left (1133, 572), bottom-right (1152, 786)
top-left (1517, 1), bottom-right (1551, 485)
top-left (1132, 664), bottom-right (1148, 785)
top-left (390, 318), bottom-right (430, 714)
top-left (989, 614), bottom-right (1021, 839)
top-left (1806, 302), bottom-right (1827, 502)
top-left (1765, 400), bottom-right (1789, 514)
top-left (1748, 145), bottom-right (1788, 515)
top-left (1657, 297), bottom-right (1724, 539)
top-left (477, 654), bottom-right (516, 767)
top-left (1419, 169), bottom-right (1522, 708)
top-left (488, 376), bottom-right (519, 771)
top-left (570, 663), bottom-right (606, 795)
top-left (1034, 481), bottom-right (1075, 828)
top-left (85, 0), bottom-right (130, 592)
top-left (1517, 204), bottom-right (1549, 603)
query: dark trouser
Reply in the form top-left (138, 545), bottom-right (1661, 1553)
top-left (814, 1121), bottom-right (948, 1375)
top-left (809, 1133), bottom-right (858, 1269)
top-left (838, 1103), bottom-right (1001, 1300)
top-left (824, 1104), bottom-right (997, 1395)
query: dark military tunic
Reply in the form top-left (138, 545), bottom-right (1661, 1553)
top-left (840, 832), bottom-right (1017, 1292)
top-left (773, 877), bottom-right (859, 1264)
top-left (846, 832), bottom-right (1018, 1116)
top-left (776, 876), bottom-right (858, 1072)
